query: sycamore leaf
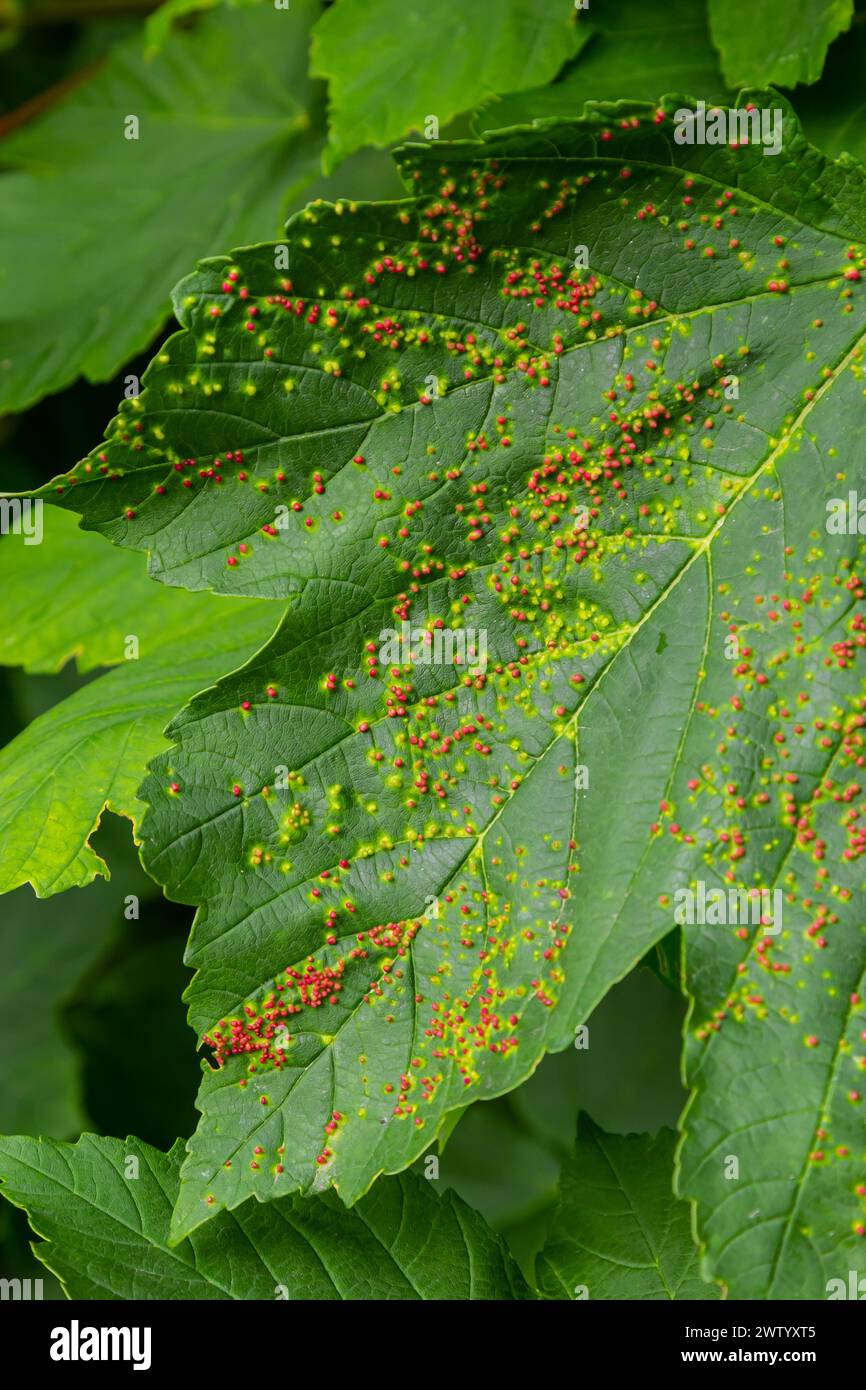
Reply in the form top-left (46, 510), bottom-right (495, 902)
top-left (0, 522), bottom-right (279, 896)
top-left (473, 0), bottom-right (864, 176)
top-left (310, 0), bottom-right (586, 171)
top-left (538, 1119), bottom-right (717, 1299)
top-left (38, 98), bottom-right (866, 1269)
top-left (475, 0), bottom-right (728, 133)
top-left (672, 465), bottom-right (866, 1297)
top-left (0, 3), bottom-right (324, 414)
top-left (0, 1133), bottom-right (529, 1299)
top-left (708, 0), bottom-right (853, 88)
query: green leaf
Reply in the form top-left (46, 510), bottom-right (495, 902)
top-left (0, 523), bottom-right (279, 895)
top-left (0, 1202), bottom-right (64, 1304)
top-left (673, 478), bottom-right (866, 1295)
top-left (0, 2), bottom-right (324, 414)
top-left (474, 0), bottom-right (728, 133)
top-left (0, 605), bottom-right (279, 895)
top-left (0, 1133), bottom-right (530, 1299)
top-left (708, 0), bottom-right (853, 88)
top-left (538, 1118), bottom-right (717, 1299)
top-left (310, 0), bottom-right (586, 170)
top-left (42, 99), bottom-right (866, 1263)
top-left (794, 10), bottom-right (866, 164)
top-left (145, 0), bottom-right (261, 53)
top-left (0, 508), bottom-right (198, 674)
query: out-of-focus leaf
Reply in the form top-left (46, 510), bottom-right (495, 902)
top-left (709, 0), bottom-right (853, 88)
top-left (794, 10), bottom-right (866, 163)
top-left (510, 966), bottom-right (687, 1149)
top-left (474, 0), bottom-right (727, 133)
top-left (145, 0), bottom-right (261, 52)
top-left (538, 1118), bottom-right (718, 1299)
top-left (0, 520), bottom-right (279, 893)
top-left (0, 2), bottom-right (325, 412)
top-left (0, 508), bottom-right (200, 674)
top-left (311, 0), bottom-right (586, 169)
top-left (425, 1101), bottom-right (560, 1228)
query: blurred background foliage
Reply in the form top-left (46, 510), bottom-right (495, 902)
top-left (0, 0), bottom-right (861, 1290)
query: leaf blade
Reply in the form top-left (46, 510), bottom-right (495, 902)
top-left (538, 1118), bottom-right (718, 1300)
top-left (475, 0), bottom-right (728, 132)
top-left (0, 518), bottom-right (280, 895)
top-left (44, 102), bottom-right (866, 1280)
top-left (0, 1133), bottom-right (530, 1299)
top-left (708, 0), bottom-right (853, 88)
top-left (310, 0), bottom-right (586, 168)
